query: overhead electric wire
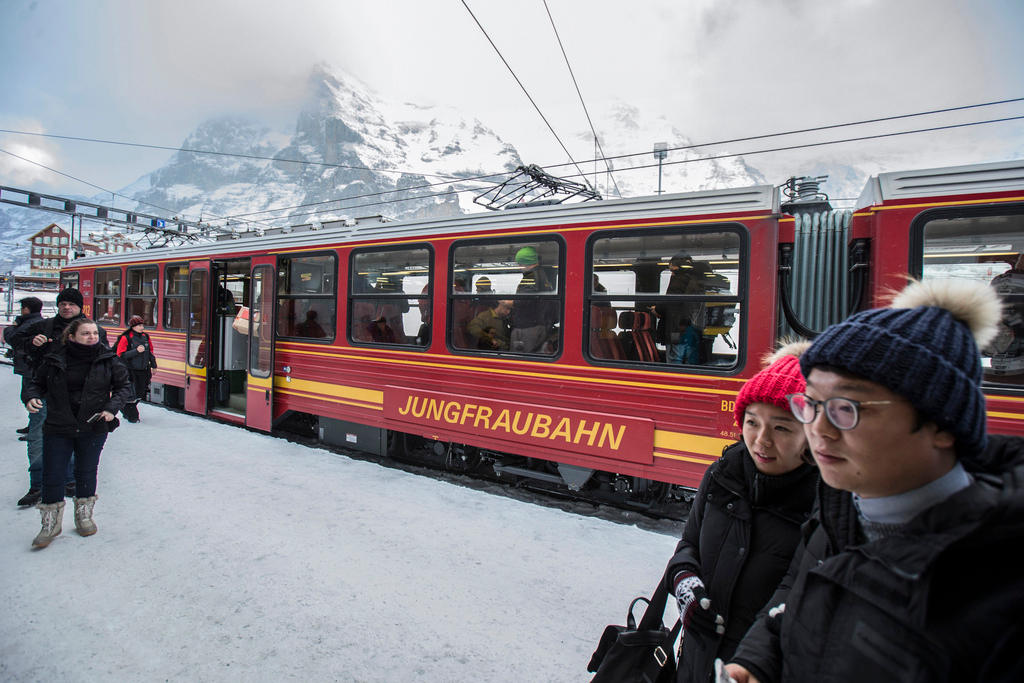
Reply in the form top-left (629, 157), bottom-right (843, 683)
top-left (0, 147), bottom-right (278, 233)
top-left (553, 115), bottom-right (1024, 180)
top-left (206, 97), bottom-right (1024, 222)
top-left (459, 0), bottom-right (595, 192)
top-left (4, 99), bottom-right (1021, 229)
top-left (268, 113), bottom-right (1024, 224)
top-left (5, 96), bottom-right (1019, 225)
top-left (261, 188), bottom-right (464, 227)
top-left (541, 0), bottom-right (621, 199)
top-left (208, 170), bottom-right (510, 222)
top-left (0, 128), bottom-right (497, 186)
top-left (545, 96), bottom-right (1024, 171)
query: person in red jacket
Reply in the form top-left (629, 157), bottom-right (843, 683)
top-left (114, 315), bottom-right (157, 423)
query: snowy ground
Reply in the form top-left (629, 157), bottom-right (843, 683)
top-left (0, 369), bottom-right (681, 682)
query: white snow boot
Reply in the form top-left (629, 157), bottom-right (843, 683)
top-left (33, 500), bottom-right (65, 548)
top-left (74, 495), bottom-right (98, 536)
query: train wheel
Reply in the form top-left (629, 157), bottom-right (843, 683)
top-left (444, 444), bottom-right (481, 473)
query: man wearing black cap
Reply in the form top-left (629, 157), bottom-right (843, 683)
top-left (8, 288), bottom-right (109, 505)
top-left (725, 279), bottom-right (1024, 683)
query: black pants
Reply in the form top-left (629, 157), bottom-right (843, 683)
top-left (41, 431), bottom-right (107, 503)
top-left (121, 369), bottom-right (151, 421)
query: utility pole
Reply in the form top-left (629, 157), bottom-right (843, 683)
top-left (653, 142), bottom-right (668, 195)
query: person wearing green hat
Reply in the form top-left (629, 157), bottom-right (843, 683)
top-left (511, 246), bottom-right (557, 353)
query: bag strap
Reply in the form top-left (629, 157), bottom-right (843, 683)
top-left (637, 571), bottom-right (671, 631)
top-left (626, 596), bottom-right (650, 630)
top-left (640, 619), bottom-right (682, 683)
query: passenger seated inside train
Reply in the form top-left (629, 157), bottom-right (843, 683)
top-left (667, 317), bottom-right (700, 365)
top-left (295, 310), bottom-right (327, 338)
top-left (467, 300), bottom-right (513, 351)
top-left (367, 315), bottom-right (397, 344)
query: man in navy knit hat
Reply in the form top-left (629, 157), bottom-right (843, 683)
top-left (726, 279), bottom-right (1024, 683)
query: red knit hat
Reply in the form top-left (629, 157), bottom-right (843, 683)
top-left (128, 315), bottom-right (145, 327)
top-left (734, 341), bottom-right (810, 427)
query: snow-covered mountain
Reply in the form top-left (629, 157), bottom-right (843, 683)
top-left (576, 102), bottom-right (769, 200)
top-left (125, 63), bottom-right (525, 233)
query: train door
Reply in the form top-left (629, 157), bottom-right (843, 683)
top-left (208, 259), bottom-right (251, 422)
top-left (245, 257), bottom-right (277, 432)
top-left (184, 260), bottom-right (211, 415)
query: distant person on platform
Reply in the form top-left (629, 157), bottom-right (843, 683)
top-left (3, 296), bottom-right (46, 507)
top-left (468, 300), bottom-right (513, 351)
top-left (114, 315), bottom-right (158, 423)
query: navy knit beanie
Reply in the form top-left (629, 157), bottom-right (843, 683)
top-left (56, 287), bottom-right (84, 308)
top-left (800, 279), bottom-right (1002, 456)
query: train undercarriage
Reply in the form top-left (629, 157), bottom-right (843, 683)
top-left (385, 430), bottom-right (692, 520)
top-left (267, 409), bottom-right (692, 520)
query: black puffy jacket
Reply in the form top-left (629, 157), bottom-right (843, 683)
top-left (26, 342), bottom-right (132, 436)
top-left (2, 311), bottom-right (43, 376)
top-left (664, 442), bottom-right (818, 683)
top-left (730, 435), bottom-right (1024, 683)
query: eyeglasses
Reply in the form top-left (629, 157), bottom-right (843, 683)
top-left (786, 393), bottom-right (900, 431)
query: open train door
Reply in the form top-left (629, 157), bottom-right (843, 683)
top-left (184, 260), bottom-right (211, 415)
top-left (245, 258), bottom-right (276, 432)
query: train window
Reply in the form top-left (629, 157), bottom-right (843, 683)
top-left (449, 239), bottom-right (562, 355)
top-left (60, 271), bottom-right (79, 291)
top-left (350, 246), bottom-right (432, 347)
top-left (94, 268), bottom-right (122, 327)
top-left (916, 206), bottom-right (1024, 386)
top-left (276, 253), bottom-right (336, 341)
top-left (126, 266), bottom-right (158, 327)
top-left (188, 269), bottom-right (208, 368)
top-left (586, 229), bottom-right (742, 369)
top-left (249, 265), bottom-right (274, 378)
top-left (163, 264), bottom-right (189, 331)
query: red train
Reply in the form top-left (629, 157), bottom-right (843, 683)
top-left (50, 158), bottom-right (1024, 511)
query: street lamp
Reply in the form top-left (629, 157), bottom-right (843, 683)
top-left (653, 142), bottom-right (668, 195)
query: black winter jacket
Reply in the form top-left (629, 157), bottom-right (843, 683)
top-left (115, 329), bottom-right (157, 371)
top-left (730, 435), bottom-right (1024, 683)
top-left (25, 342), bottom-right (132, 436)
top-left (664, 442), bottom-right (818, 683)
top-left (3, 311), bottom-right (43, 376)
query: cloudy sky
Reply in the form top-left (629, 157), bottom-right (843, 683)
top-left (1, 0), bottom-right (1023, 201)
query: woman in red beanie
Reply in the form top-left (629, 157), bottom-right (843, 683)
top-left (661, 341), bottom-right (819, 683)
top-left (114, 315), bottom-right (157, 423)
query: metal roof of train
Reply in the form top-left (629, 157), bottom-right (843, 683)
top-left (855, 158), bottom-right (1024, 209)
top-left (65, 184), bottom-right (777, 266)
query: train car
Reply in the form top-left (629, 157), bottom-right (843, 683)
top-left (57, 158), bottom-right (1024, 512)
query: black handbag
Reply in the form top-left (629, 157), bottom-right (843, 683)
top-left (587, 577), bottom-right (682, 683)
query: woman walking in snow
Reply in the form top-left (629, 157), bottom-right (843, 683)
top-left (662, 341), bottom-right (819, 682)
top-left (25, 317), bottom-right (132, 549)
top-left (114, 315), bottom-right (158, 423)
